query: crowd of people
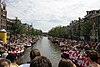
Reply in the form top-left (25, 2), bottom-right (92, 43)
top-left (0, 34), bottom-right (42, 57)
top-left (0, 47), bottom-right (100, 67)
top-left (0, 36), bottom-right (100, 67)
top-left (0, 48), bottom-right (52, 67)
top-left (49, 37), bottom-right (100, 67)
top-left (0, 35), bottom-right (42, 67)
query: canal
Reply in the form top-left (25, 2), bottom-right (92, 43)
top-left (20, 37), bottom-right (61, 67)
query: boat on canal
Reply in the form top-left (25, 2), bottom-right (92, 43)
top-left (24, 43), bottom-right (31, 47)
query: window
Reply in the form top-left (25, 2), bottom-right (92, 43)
top-left (96, 11), bottom-right (99, 13)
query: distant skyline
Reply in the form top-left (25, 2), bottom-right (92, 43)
top-left (6, 0), bottom-right (100, 32)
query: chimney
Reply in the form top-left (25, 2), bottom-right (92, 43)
top-left (86, 11), bottom-right (89, 15)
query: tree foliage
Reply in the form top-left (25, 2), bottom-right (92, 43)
top-left (11, 17), bottom-right (42, 36)
top-left (48, 18), bottom-right (94, 41)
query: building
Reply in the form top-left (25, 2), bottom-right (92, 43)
top-left (6, 17), bottom-right (22, 35)
top-left (22, 23), bottom-right (32, 31)
top-left (69, 17), bottom-right (85, 40)
top-left (85, 10), bottom-right (100, 41)
top-left (7, 18), bottom-right (16, 34)
top-left (0, 1), bottom-right (7, 30)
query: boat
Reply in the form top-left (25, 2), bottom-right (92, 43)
top-left (7, 44), bottom-right (25, 56)
top-left (24, 43), bottom-right (31, 47)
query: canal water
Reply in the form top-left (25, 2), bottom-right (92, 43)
top-left (20, 37), bottom-right (61, 67)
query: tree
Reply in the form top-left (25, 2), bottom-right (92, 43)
top-left (11, 17), bottom-right (43, 36)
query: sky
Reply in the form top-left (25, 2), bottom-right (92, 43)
top-left (5, 0), bottom-right (100, 32)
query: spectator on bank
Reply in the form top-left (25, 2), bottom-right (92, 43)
top-left (0, 58), bottom-right (11, 67)
top-left (58, 52), bottom-right (76, 67)
top-left (6, 53), bottom-right (18, 67)
top-left (19, 48), bottom-right (41, 67)
top-left (85, 50), bottom-right (100, 67)
top-left (30, 56), bottom-right (52, 67)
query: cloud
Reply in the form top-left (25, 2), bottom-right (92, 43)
top-left (6, 0), bottom-right (100, 32)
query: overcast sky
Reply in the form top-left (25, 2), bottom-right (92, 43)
top-left (6, 0), bottom-right (100, 32)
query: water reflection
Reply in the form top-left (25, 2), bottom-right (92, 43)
top-left (33, 37), bottom-right (61, 67)
top-left (21, 37), bottom-right (61, 67)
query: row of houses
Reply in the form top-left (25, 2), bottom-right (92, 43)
top-left (0, 1), bottom-right (32, 35)
top-left (69, 9), bottom-right (100, 41)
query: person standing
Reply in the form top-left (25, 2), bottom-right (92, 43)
top-left (85, 50), bottom-right (100, 67)
top-left (19, 48), bottom-right (41, 67)
top-left (30, 56), bottom-right (52, 67)
top-left (6, 53), bottom-right (18, 67)
top-left (58, 52), bottom-right (76, 67)
top-left (0, 58), bottom-right (11, 67)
